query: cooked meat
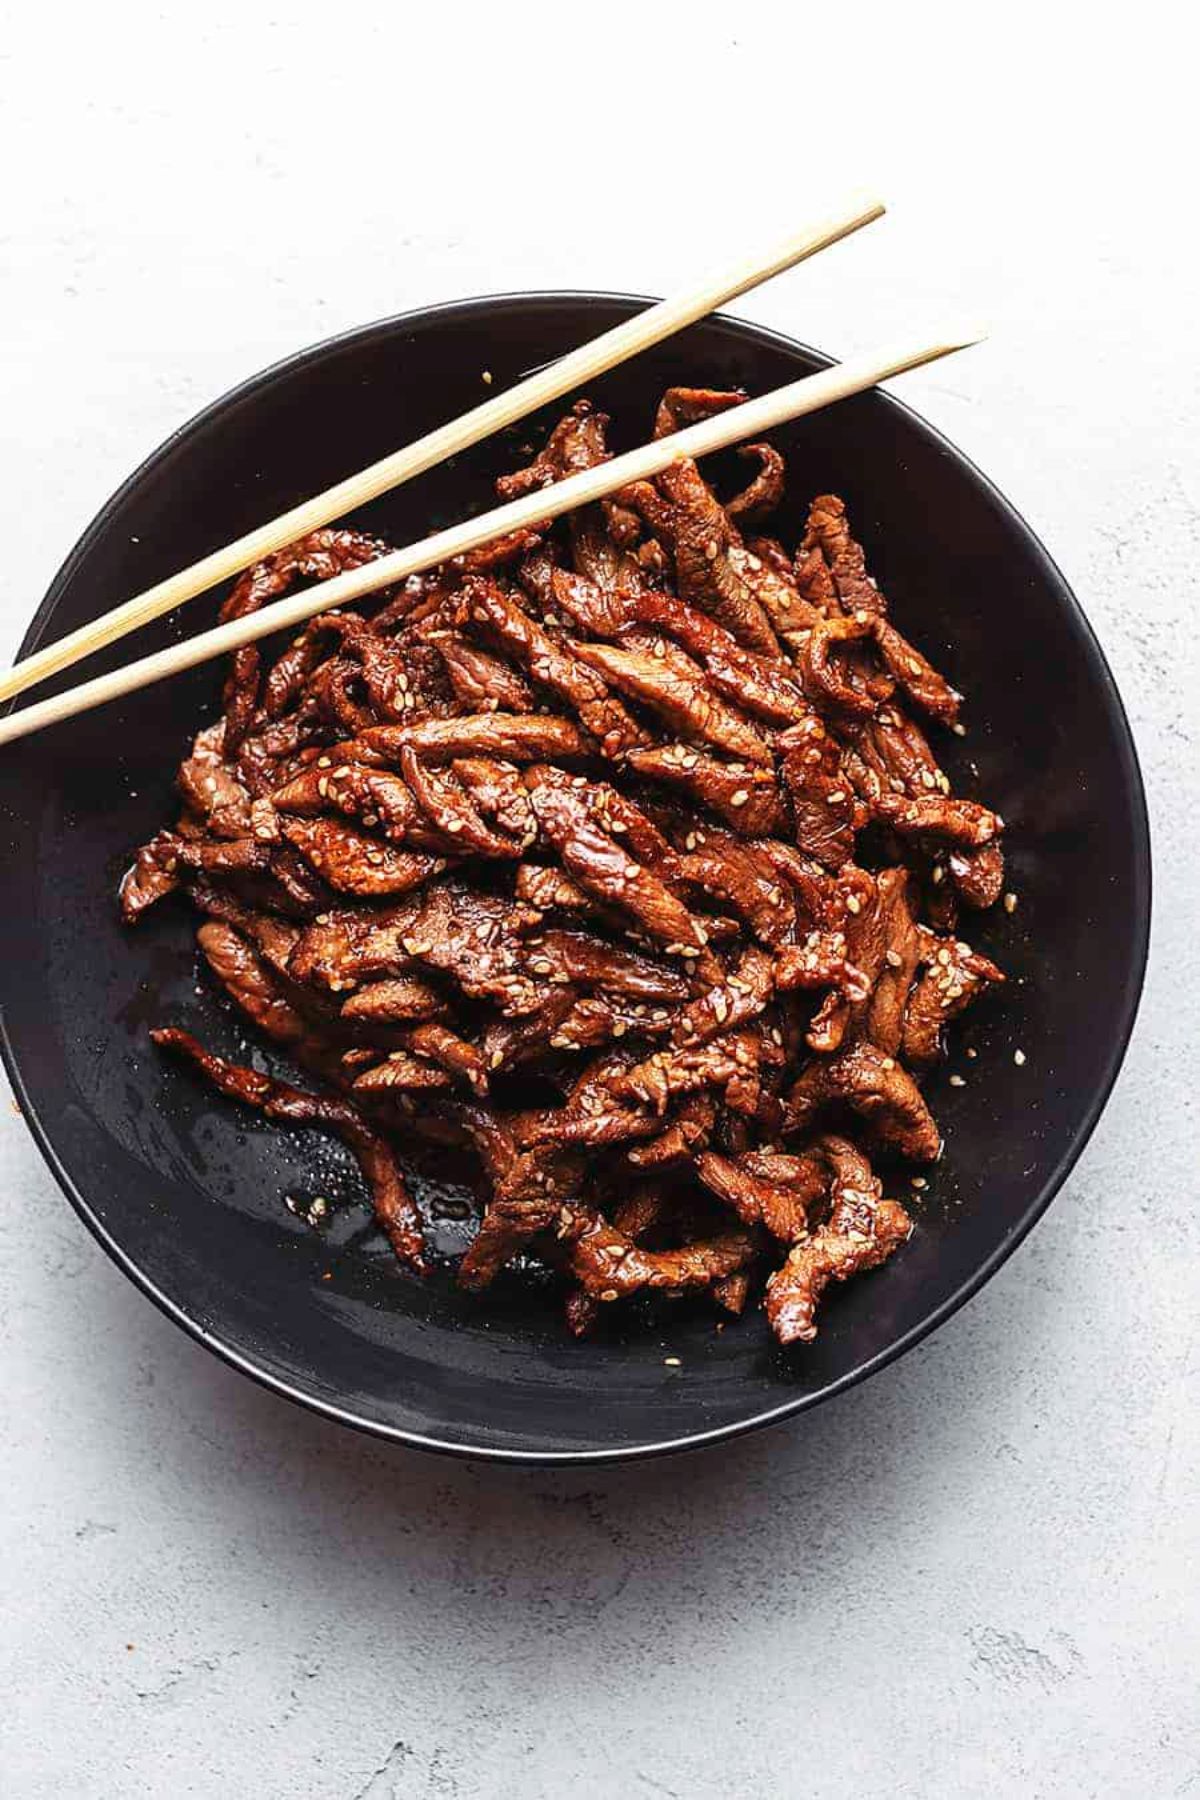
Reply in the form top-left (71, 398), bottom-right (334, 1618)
top-left (725, 442), bottom-right (786, 526)
top-left (197, 921), bottom-right (311, 1051)
top-left (627, 1092), bottom-right (719, 1168)
top-left (872, 791), bottom-right (1002, 850)
top-left (778, 716), bottom-right (867, 869)
top-left (624, 745), bottom-right (786, 837)
top-left (608, 1034), bottom-right (755, 1115)
top-left (280, 815), bottom-right (446, 897)
top-left (524, 765), bottom-right (719, 970)
top-left (495, 398), bottom-right (610, 498)
top-left (153, 1027), bottom-right (425, 1269)
top-left (524, 929), bottom-right (691, 1002)
top-left (572, 637), bottom-right (773, 765)
top-left (671, 945), bottom-right (775, 1047)
top-left (785, 1041), bottom-right (941, 1163)
top-left (350, 1051), bottom-right (453, 1093)
top-left (902, 932), bottom-right (1005, 1065)
top-left (429, 631), bottom-right (536, 714)
top-left (949, 840), bottom-right (1007, 910)
top-left (695, 1149), bottom-right (810, 1240)
top-left (560, 1205), bottom-right (757, 1300)
top-left (119, 829), bottom-right (183, 922)
top-left (217, 530), bottom-right (391, 753)
top-left (398, 746), bottom-right (522, 859)
top-left (287, 899), bottom-right (425, 992)
top-left (402, 883), bottom-right (546, 1015)
top-left (564, 1182), bottom-right (669, 1336)
top-left (678, 829), bottom-right (796, 948)
top-left (339, 973), bottom-right (447, 1025)
top-left (765, 1135), bottom-right (912, 1344)
top-left (451, 758), bottom-right (538, 850)
top-left (127, 387), bottom-right (1008, 1343)
top-left (272, 761), bottom-right (423, 840)
top-left (353, 713), bottom-right (591, 765)
top-left (628, 590), bottom-right (809, 724)
top-left (458, 578), bottom-right (646, 756)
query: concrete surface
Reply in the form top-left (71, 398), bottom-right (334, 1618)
top-left (1, 6), bottom-right (1196, 1796)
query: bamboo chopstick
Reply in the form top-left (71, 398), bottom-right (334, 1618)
top-left (0, 325), bottom-right (982, 750)
top-left (0, 195), bottom-right (884, 707)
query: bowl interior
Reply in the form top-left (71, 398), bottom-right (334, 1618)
top-left (0, 297), bottom-right (1149, 1460)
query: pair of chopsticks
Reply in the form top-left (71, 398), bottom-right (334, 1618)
top-left (0, 193), bottom-right (982, 748)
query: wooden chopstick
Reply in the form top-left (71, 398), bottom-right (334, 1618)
top-left (0, 195), bottom-right (885, 707)
top-left (0, 325), bottom-right (983, 749)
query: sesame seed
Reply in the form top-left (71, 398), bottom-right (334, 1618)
top-left (1004, 891), bottom-right (1018, 914)
top-left (663, 1356), bottom-right (682, 1368)
top-left (910, 1176), bottom-right (928, 1190)
top-left (599, 1288), bottom-right (619, 1303)
top-left (481, 369), bottom-right (493, 384)
top-left (1014, 1049), bottom-right (1026, 1066)
top-left (966, 1047), bottom-right (977, 1059)
top-left (951, 721), bottom-right (967, 737)
top-left (846, 895), bottom-right (861, 915)
top-left (730, 790), bottom-right (749, 807)
top-left (949, 1074), bottom-right (966, 1087)
top-left (885, 949), bottom-right (903, 968)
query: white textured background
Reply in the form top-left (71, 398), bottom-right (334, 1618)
top-left (2, 5), bottom-right (1197, 1796)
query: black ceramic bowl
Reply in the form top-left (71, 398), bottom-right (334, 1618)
top-left (0, 295), bottom-right (1150, 1463)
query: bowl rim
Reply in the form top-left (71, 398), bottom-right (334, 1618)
top-left (1, 290), bottom-right (1153, 1465)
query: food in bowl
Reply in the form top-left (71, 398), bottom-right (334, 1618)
top-left (122, 384), bottom-right (1006, 1344)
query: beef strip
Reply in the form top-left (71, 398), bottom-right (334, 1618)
top-left (459, 577), bottom-right (647, 757)
top-left (784, 1041), bottom-right (941, 1163)
top-left (765, 1136), bottom-right (912, 1344)
top-left (524, 765), bottom-right (720, 972)
top-left (560, 1206), bottom-right (756, 1301)
top-left (902, 932), bottom-right (1005, 1065)
top-left (572, 637), bottom-right (772, 765)
top-left (624, 745), bottom-right (786, 838)
top-left (153, 1027), bottom-right (426, 1269)
top-left (695, 1149), bottom-right (810, 1241)
top-left (430, 631), bottom-right (536, 714)
top-left (280, 816), bottom-right (446, 897)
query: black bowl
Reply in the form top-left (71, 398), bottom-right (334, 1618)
top-left (0, 295), bottom-right (1150, 1463)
